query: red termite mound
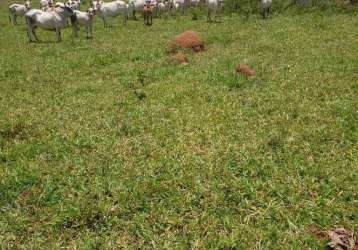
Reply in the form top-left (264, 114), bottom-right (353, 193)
top-left (169, 30), bottom-right (205, 53)
top-left (236, 64), bottom-right (256, 77)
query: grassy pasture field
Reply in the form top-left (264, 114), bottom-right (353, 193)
top-left (0, 0), bottom-right (357, 248)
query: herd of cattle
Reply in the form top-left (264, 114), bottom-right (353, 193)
top-left (8, 0), bottom-right (272, 42)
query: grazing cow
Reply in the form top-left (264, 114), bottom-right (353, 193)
top-left (25, 3), bottom-right (75, 42)
top-left (9, 0), bottom-right (31, 25)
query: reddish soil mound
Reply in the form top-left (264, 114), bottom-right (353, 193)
top-left (169, 30), bottom-right (205, 53)
top-left (327, 228), bottom-right (357, 250)
top-left (236, 64), bottom-right (256, 77)
top-left (170, 52), bottom-right (188, 65)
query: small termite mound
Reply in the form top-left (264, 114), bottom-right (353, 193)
top-left (169, 52), bottom-right (188, 65)
top-left (236, 64), bottom-right (256, 77)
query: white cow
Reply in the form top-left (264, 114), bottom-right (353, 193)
top-left (9, 0), bottom-right (31, 25)
top-left (190, 0), bottom-right (200, 6)
top-left (39, 0), bottom-right (53, 11)
top-left (156, 1), bottom-right (166, 17)
top-left (259, 0), bottom-right (272, 19)
top-left (128, 0), bottom-right (146, 20)
top-left (173, 0), bottom-right (186, 12)
top-left (72, 7), bottom-right (95, 38)
top-left (207, 0), bottom-right (222, 22)
top-left (67, 0), bottom-right (81, 10)
top-left (25, 3), bottom-right (75, 42)
top-left (92, 0), bottom-right (128, 26)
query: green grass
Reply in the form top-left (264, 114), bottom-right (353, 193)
top-left (0, 1), bottom-right (357, 249)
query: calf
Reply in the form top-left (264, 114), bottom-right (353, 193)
top-left (143, 0), bottom-right (153, 25)
top-left (72, 8), bottom-right (95, 38)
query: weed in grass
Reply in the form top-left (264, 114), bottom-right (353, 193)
top-left (134, 89), bottom-right (147, 101)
